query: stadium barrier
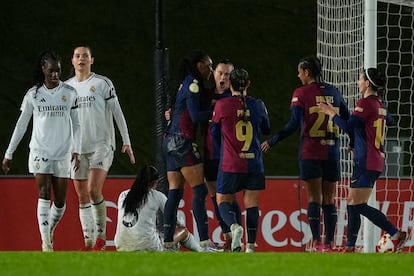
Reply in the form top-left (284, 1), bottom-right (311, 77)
top-left (0, 177), bottom-right (412, 251)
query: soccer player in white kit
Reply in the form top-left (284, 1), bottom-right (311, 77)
top-left (2, 49), bottom-right (81, 252)
top-left (66, 46), bottom-right (135, 251)
top-left (114, 165), bottom-right (200, 252)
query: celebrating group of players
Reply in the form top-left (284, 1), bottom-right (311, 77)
top-left (2, 47), bottom-right (407, 253)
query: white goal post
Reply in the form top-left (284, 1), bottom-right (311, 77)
top-left (317, 0), bottom-right (414, 252)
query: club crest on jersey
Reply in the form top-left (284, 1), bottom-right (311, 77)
top-left (90, 86), bottom-right (96, 93)
top-left (355, 106), bottom-right (363, 112)
top-left (189, 80), bottom-right (199, 93)
top-left (61, 95), bottom-right (67, 102)
top-left (192, 143), bottom-right (201, 159)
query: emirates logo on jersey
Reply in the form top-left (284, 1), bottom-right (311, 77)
top-left (90, 86), bottom-right (96, 93)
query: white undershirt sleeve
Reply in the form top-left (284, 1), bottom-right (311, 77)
top-left (108, 97), bottom-right (131, 146)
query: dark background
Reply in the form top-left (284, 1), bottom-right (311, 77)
top-left (0, 0), bottom-right (316, 176)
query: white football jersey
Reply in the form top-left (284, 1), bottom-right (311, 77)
top-left (65, 73), bottom-right (131, 154)
top-left (5, 81), bottom-right (80, 160)
top-left (114, 189), bottom-right (167, 251)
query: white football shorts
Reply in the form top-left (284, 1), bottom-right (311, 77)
top-left (28, 151), bottom-right (71, 178)
top-left (71, 145), bottom-right (114, 180)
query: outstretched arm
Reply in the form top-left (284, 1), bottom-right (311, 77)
top-left (262, 105), bottom-right (302, 153)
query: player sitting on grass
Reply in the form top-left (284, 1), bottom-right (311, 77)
top-left (114, 165), bottom-right (200, 252)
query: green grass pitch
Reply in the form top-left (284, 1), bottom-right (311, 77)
top-left (0, 251), bottom-right (413, 276)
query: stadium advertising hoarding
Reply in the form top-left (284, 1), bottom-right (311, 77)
top-left (0, 177), bottom-right (412, 252)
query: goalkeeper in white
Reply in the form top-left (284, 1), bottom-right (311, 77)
top-left (114, 165), bottom-right (200, 252)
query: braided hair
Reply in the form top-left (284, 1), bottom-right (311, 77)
top-left (122, 165), bottom-right (160, 215)
top-left (32, 49), bottom-right (61, 99)
top-left (177, 49), bottom-right (210, 83)
top-left (33, 49), bottom-right (61, 90)
top-left (230, 68), bottom-right (250, 122)
top-left (298, 55), bottom-right (322, 83)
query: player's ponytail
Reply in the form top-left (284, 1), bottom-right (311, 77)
top-left (123, 165), bottom-right (159, 215)
top-left (230, 68), bottom-right (250, 122)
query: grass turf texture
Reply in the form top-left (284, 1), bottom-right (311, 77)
top-left (0, 252), bottom-right (413, 276)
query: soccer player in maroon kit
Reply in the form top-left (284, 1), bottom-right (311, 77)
top-left (200, 59), bottom-right (241, 250)
top-left (212, 68), bottom-right (270, 252)
top-left (318, 68), bottom-right (408, 252)
top-left (261, 56), bottom-right (350, 252)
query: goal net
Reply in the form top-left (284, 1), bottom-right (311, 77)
top-left (317, 0), bottom-right (414, 252)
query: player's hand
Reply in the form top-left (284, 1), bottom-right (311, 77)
top-left (71, 153), bottom-right (80, 172)
top-left (261, 141), bottom-right (271, 153)
top-left (318, 102), bottom-right (336, 117)
top-left (2, 158), bottom-right (11, 174)
top-left (122, 145), bottom-right (136, 164)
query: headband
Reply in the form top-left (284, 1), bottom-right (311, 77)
top-left (365, 69), bottom-right (380, 88)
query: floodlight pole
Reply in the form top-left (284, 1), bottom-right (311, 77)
top-left (153, 0), bottom-right (169, 194)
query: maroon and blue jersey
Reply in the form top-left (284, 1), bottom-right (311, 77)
top-left (211, 96), bottom-right (270, 173)
top-left (166, 75), bottom-right (211, 139)
top-left (267, 82), bottom-right (350, 161)
top-left (332, 95), bottom-right (393, 172)
top-left (203, 89), bottom-right (231, 161)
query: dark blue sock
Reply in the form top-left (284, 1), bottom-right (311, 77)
top-left (308, 202), bottom-right (321, 242)
top-left (163, 189), bottom-right (182, 242)
top-left (246, 207), bottom-right (259, 244)
top-left (322, 204), bottom-right (337, 244)
top-left (356, 203), bottom-right (398, 236)
top-left (346, 205), bottom-right (361, 247)
top-left (192, 184), bottom-right (209, 241)
top-left (232, 200), bottom-right (242, 226)
top-left (218, 202), bottom-right (237, 227)
top-left (211, 196), bottom-right (230, 233)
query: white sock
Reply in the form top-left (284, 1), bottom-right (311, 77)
top-left (79, 203), bottom-right (94, 247)
top-left (181, 233), bottom-right (201, 252)
top-left (37, 199), bottom-right (51, 244)
top-left (92, 198), bottom-right (106, 240)
top-left (49, 203), bottom-right (66, 242)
